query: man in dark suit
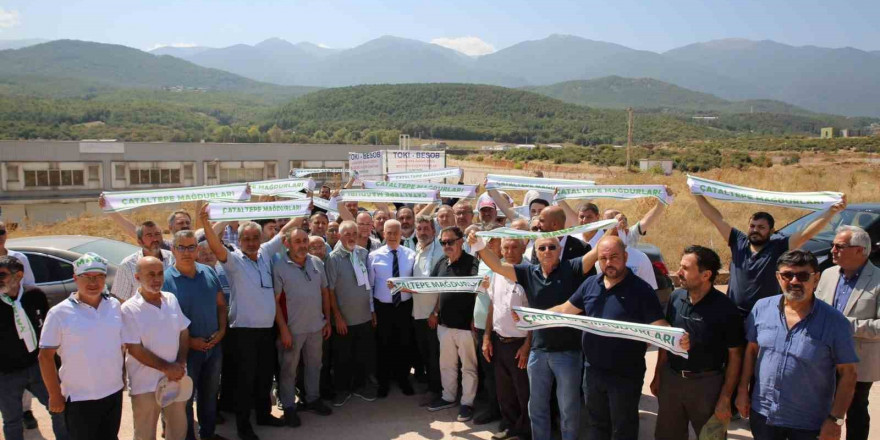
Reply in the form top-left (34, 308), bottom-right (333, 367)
top-left (529, 206), bottom-right (588, 264)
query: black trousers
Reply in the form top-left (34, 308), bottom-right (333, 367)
top-left (374, 299), bottom-right (414, 386)
top-left (583, 366), bottom-right (643, 440)
top-left (228, 327), bottom-right (275, 428)
top-left (413, 318), bottom-right (442, 394)
top-left (846, 381), bottom-right (873, 440)
top-left (475, 328), bottom-right (499, 415)
top-left (333, 321), bottom-right (376, 393)
top-left (219, 324), bottom-right (236, 413)
top-left (493, 335), bottom-right (530, 436)
top-left (65, 389), bottom-right (122, 440)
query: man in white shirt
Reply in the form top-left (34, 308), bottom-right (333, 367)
top-left (412, 215), bottom-right (445, 405)
top-left (0, 221), bottom-right (35, 287)
top-left (368, 219), bottom-right (417, 397)
top-left (38, 253), bottom-right (125, 440)
top-left (122, 257), bottom-right (191, 440)
top-left (112, 220), bottom-right (175, 301)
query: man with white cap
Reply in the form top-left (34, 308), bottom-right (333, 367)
top-left (38, 253), bottom-right (125, 440)
top-left (122, 256), bottom-right (191, 440)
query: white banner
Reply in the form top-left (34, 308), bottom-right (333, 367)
top-left (101, 184), bottom-right (249, 212)
top-left (311, 197), bottom-right (340, 221)
top-left (555, 185), bottom-right (673, 205)
top-left (386, 167), bottom-right (461, 182)
top-left (249, 178), bottom-right (315, 196)
top-left (486, 174), bottom-right (595, 192)
top-left (385, 150), bottom-right (446, 173)
top-left (339, 189), bottom-right (439, 204)
top-left (389, 277), bottom-right (485, 295)
top-left (363, 180), bottom-right (476, 199)
top-left (291, 168), bottom-right (352, 178)
top-left (687, 174), bottom-right (843, 211)
top-left (349, 151), bottom-right (385, 184)
top-left (476, 219), bottom-right (617, 240)
top-left (207, 200), bottom-right (311, 221)
top-left (513, 307), bottom-right (689, 358)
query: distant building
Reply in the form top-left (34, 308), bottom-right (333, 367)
top-left (639, 159), bottom-right (674, 176)
top-left (481, 145), bottom-right (512, 151)
top-left (691, 116), bottom-right (718, 121)
top-left (820, 127), bottom-right (840, 139)
top-left (544, 144), bottom-right (564, 149)
top-left (515, 144), bottom-right (536, 150)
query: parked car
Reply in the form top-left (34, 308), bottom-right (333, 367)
top-left (777, 203), bottom-right (880, 270)
top-left (7, 235), bottom-right (140, 307)
top-left (634, 242), bottom-right (675, 308)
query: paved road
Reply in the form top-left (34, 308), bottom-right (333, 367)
top-left (23, 350), bottom-right (878, 439)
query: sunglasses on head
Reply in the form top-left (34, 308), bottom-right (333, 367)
top-left (777, 271), bottom-right (814, 282)
top-left (537, 245), bottom-right (558, 252)
top-left (439, 238), bottom-right (461, 246)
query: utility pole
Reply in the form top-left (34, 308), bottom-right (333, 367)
top-left (626, 107), bottom-right (634, 170)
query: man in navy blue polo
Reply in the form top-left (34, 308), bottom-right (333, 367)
top-left (736, 249), bottom-right (858, 440)
top-left (551, 235), bottom-right (675, 440)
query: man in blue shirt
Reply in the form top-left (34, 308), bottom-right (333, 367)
top-left (163, 230), bottom-right (228, 440)
top-left (694, 195), bottom-right (846, 315)
top-left (549, 236), bottom-right (673, 440)
top-left (737, 249), bottom-right (858, 440)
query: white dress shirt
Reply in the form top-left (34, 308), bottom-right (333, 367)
top-left (413, 238), bottom-right (445, 319)
top-left (368, 245), bottom-right (416, 304)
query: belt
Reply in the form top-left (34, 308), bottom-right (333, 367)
top-left (670, 367), bottom-right (724, 379)
top-left (495, 335), bottom-right (526, 344)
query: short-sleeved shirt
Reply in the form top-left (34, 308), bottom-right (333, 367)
top-left (112, 249), bottom-right (175, 301)
top-left (513, 257), bottom-right (588, 352)
top-left (222, 233), bottom-right (284, 328)
top-left (0, 287), bottom-right (48, 373)
top-left (39, 294), bottom-right (124, 402)
top-left (488, 272), bottom-right (529, 338)
top-left (728, 228), bottom-right (789, 314)
top-left (274, 254), bottom-right (328, 334)
top-left (569, 270), bottom-right (665, 378)
top-left (121, 291), bottom-right (190, 395)
top-left (432, 252), bottom-right (480, 330)
top-left (665, 288), bottom-right (744, 372)
top-left (325, 246), bottom-right (372, 326)
top-left (163, 263), bottom-right (222, 339)
top-left (746, 295), bottom-right (859, 431)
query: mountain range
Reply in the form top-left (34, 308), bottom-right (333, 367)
top-left (1, 35), bottom-right (879, 117)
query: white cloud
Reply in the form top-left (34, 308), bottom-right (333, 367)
top-left (317, 43), bottom-right (331, 48)
top-left (148, 42), bottom-right (199, 51)
top-left (430, 36), bottom-right (495, 56)
top-left (0, 8), bottom-right (21, 29)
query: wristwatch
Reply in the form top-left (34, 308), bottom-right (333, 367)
top-left (827, 414), bottom-right (844, 426)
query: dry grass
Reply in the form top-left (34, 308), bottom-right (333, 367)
top-left (11, 158), bottom-right (880, 270)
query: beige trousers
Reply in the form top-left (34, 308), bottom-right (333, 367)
top-left (438, 325), bottom-right (478, 406)
top-left (131, 392), bottom-right (188, 440)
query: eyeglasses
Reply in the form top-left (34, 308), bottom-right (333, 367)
top-left (79, 274), bottom-right (107, 283)
top-left (831, 243), bottom-right (854, 251)
top-left (537, 245), bottom-right (559, 252)
top-left (439, 238), bottom-right (461, 247)
top-left (175, 245), bottom-right (198, 253)
top-left (777, 271), bottom-right (814, 282)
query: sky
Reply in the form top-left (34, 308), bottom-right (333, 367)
top-left (1, 0), bottom-right (878, 55)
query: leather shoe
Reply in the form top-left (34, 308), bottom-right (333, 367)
top-left (255, 414), bottom-right (285, 427)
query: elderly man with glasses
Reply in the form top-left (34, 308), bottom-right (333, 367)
top-left (815, 225), bottom-right (880, 440)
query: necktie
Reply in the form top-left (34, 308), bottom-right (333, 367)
top-left (391, 249), bottom-right (401, 306)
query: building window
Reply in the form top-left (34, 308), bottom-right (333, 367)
top-left (6, 165), bottom-right (19, 182)
top-left (183, 164), bottom-right (194, 180)
top-left (207, 164), bottom-right (217, 180)
top-left (266, 162), bottom-right (277, 179)
top-left (88, 165), bottom-right (100, 182)
top-left (219, 167), bottom-right (264, 183)
top-left (23, 169), bottom-right (85, 188)
top-left (114, 164), bottom-right (126, 180)
top-left (128, 166), bottom-right (183, 185)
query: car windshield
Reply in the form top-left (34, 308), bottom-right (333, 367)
top-left (778, 209), bottom-right (880, 242)
top-left (70, 239), bottom-right (141, 265)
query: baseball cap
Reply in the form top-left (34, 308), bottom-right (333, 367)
top-left (73, 252), bottom-right (109, 276)
top-left (155, 375), bottom-right (194, 408)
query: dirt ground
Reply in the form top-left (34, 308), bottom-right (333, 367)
top-left (22, 349), bottom-right (880, 440)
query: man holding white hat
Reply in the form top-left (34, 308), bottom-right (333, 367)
top-left (38, 252), bottom-right (125, 440)
top-left (122, 256), bottom-right (192, 440)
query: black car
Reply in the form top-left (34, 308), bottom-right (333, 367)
top-left (7, 235), bottom-right (140, 307)
top-left (634, 242), bottom-right (675, 308)
top-left (777, 203), bottom-right (880, 270)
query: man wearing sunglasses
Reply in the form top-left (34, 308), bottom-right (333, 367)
top-left (112, 220), bottom-right (175, 302)
top-left (163, 230), bottom-right (229, 440)
top-left (815, 225), bottom-right (879, 440)
top-left (737, 249), bottom-right (858, 440)
top-left (469, 230), bottom-right (598, 440)
top-left (426, 226), bottom-right (480, 423)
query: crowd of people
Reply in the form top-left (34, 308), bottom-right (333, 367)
top-left (0, 173), bottom-right (877, 440)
